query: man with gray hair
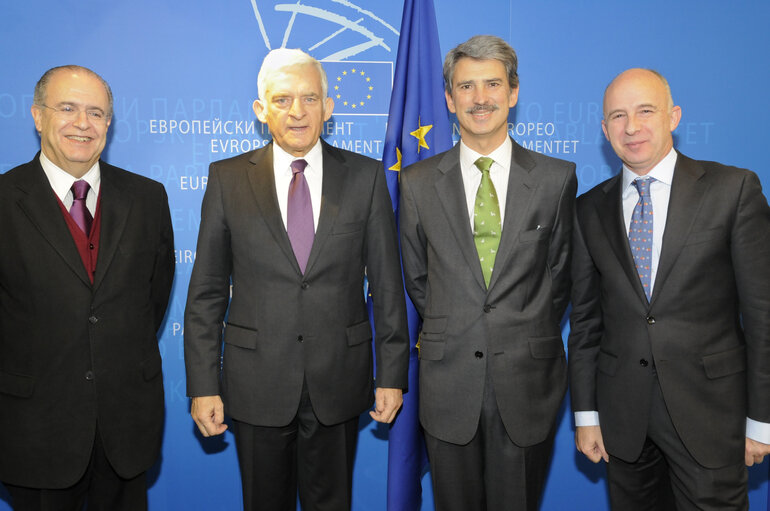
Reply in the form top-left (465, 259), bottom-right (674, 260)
top-left (400, 35), bottom-right (576, 510)
top-left (184, 48), bottom-right (409, 511)
top-left (0, 65), bottom-right (174, 510)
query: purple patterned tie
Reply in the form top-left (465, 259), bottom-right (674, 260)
top-left (287, 159), bottom-right (314, 273)
top-left (629, 177), bottom-right (655, 300)
top-left (70, 180), bottom-right (93, 236)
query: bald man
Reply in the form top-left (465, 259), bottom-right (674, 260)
top-left (568, 68), bottom-right (770, 510)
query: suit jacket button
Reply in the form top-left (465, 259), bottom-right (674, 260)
top-left (646, 316), bottom-right (655, 324)
top-left (88, 315), bottom-right (98, 324)
top-left (483, 305), bottom-right (492, 313)
top-left (297, 335), bottom-right (303, 342)
top-left (85, 371), bottom-right (94, 381)
top-left (475, 351), bottom-right (483, 358)
top-left (301, 282), bottom-right (309, 290)
top-left (639, 359), bottom-right (649, 367)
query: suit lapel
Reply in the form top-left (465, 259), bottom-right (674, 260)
top-left (650, 154), bottom-right (708, 307)
top-left (303, 141), bottom-right (348, 276)
top-left (434, 145), bottom-right (487, 291)
top-left (488, 140), bottom-right (537, 290)
top-left (598, 175), bottom-right (649, 304)
top-left (14, 158), bottom-right (92, 287)
top-left (246, 144), bottom-right (300, 272)
top-left (92, 163), bottom-right (131, 292)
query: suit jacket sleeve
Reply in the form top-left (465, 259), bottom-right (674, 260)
top-left (567, 204), bottom-right (604, 413)
top-left (184, 163), bottom-right (233, 397)
top-left (365, 162), bottom-right (409, 389)
top-left (547, 167), bottom-right (578, 321)
top-left (398, 167), bottom-right (427, 317)
top-left (151, 184), bottom-right (175, 331)
top-left (731, 171), bottom-right (770, 424)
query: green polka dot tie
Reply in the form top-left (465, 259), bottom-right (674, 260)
top-left (473, 156), bottom-right (501, 288)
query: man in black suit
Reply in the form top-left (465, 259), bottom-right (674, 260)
top-left (0, 65), bottom-right (174, 510)
top-left (184, 49), bottom-right (409, 511)
top-left (569, 68), bottom-right (770, 510)
top-left (399, 35), bottom-right (576, 511)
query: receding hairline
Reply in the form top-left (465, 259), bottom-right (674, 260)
top-left (603, 68), bottom-right (674, 117)
top-left (34, 65), bottom-right (114, 118)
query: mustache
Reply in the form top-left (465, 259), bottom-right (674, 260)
top-left (466, 104), bottom-right (499, 114)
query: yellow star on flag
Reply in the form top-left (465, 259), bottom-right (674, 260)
top-left (410, 117), bottom-right (433, 153)
top-left (388, 147), bottom-right (402, 172)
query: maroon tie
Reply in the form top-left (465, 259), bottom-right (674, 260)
top-left (287, 159), bottom-right (314, 273)
top-left (70, 180), bottom-right (93, 236)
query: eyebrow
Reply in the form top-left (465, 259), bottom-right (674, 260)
top-left (53, 101), bottom-right (106, 113)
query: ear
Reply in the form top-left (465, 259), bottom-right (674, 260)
top-left (508, 86), bottom-right (519, 108)
top-left (445, 90), bottom-right (456, 114)
top-left (253, 99), bottom-right (266, 123)
top-left (31, 105), bottom-right (43, 133)
top-left (601, 119), bottom-right (610, 141)
top-left (323, 97), bottom-right (334, 121)
top-left (669, 105), bottom-right (682, 132)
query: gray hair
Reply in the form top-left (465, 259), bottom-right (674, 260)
top-left (257, 48), bottom-right (329, 102)
top-left (443, 35), bottom-right (519, 93)
top-left (34, 65), bottom-right (113, 119)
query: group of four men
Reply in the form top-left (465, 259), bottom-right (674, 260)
top-left (1, 33), bottom-right (767, 511)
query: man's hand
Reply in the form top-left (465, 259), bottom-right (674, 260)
top-left (576, 425), bottom-right (609, 463)
top-left (745, 437), bottom-right (770, 466)
top-left (191, 395), bottom-right (228, 437)
top-left (369, 387), bottom-right (403, 423)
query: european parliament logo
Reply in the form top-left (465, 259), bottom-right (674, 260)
top-left (249, 1), bottom-right (397, 117)
top-left (323, 61), bottom-right (391, 116)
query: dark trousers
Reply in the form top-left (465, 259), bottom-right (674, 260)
top-left (608, 375), bottom-right (748, 511)
top-left (425, 369), bottom-right (555, 511)
top-left (3, 429), bottom-right (147, 511)
top-left (233, 383), bottom-right (359, 511)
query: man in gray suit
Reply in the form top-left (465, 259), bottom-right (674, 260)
top-left (400, 35), bottom-right (576, 511)
top-left (569, 68), bottom-right (770, 510)
top-left (184, 49), bottom-right (409, 511)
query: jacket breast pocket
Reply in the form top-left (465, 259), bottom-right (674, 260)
top-left (332, 221), bottom-right (365, 236)
top-left (684, 227), bottom-right (724, 246)
top-left (519, 225), bottom-right (551, 243)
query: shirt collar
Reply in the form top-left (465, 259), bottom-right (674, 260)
top-left (622, 147), bottom-right (677, 193)
top-left (272, 139), bottom-right (323, 176)
top-left (459, 137), bottom-right (512, 174)
top-left (39, 152), bottom-right (101, 199)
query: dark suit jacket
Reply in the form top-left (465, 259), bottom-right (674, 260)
top-left (0, 156), bottom-right (174, 488)
top-left (399, 139), bottom-right (577, 446)
top-left (568, 152), bottom-right (770, 468)
top-left (184, 141), bottom-right (408, 427)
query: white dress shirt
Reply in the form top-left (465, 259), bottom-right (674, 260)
top-left (575, 148), bottom-right (770, 443)
top-left (39, 152), bottom-right (100, 216)
top-left (273, 140), bottom-right (323, 232)
top-left (460, 137), bottom-right (512, 231)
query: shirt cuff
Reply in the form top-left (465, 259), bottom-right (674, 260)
top-left (746, 418), bottom-right (770, 444)
top-left (575, 411), bottom-right (600, 427)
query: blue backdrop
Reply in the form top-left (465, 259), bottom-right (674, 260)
top-left (1, 1), bottom-right (768, 510)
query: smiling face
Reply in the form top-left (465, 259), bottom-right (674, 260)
top-left (31, 69), bottom-right (111, 178)
top-left (602, 69), bottom-right (682, 176)
top-left (253, 63), bottom-right (334, 157)
top-left (445, 57), bottom-right (518, 154)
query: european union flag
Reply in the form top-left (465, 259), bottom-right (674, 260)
top-left (381, 0), bottom-right (452, 509)
top-left (322, 61), bottom-right (392, 115)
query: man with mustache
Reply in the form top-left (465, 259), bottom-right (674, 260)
top-left (399, 35), bottom-right (576, 510)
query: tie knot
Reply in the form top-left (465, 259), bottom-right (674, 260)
top-left (71, 180), bottom-right (90, 200)
top-left (291, 159), bottom-right (308, 175)
top-left (474, 156), bottom-right (494, 174)
top-left (632, 177), bottom-right (655, 196)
